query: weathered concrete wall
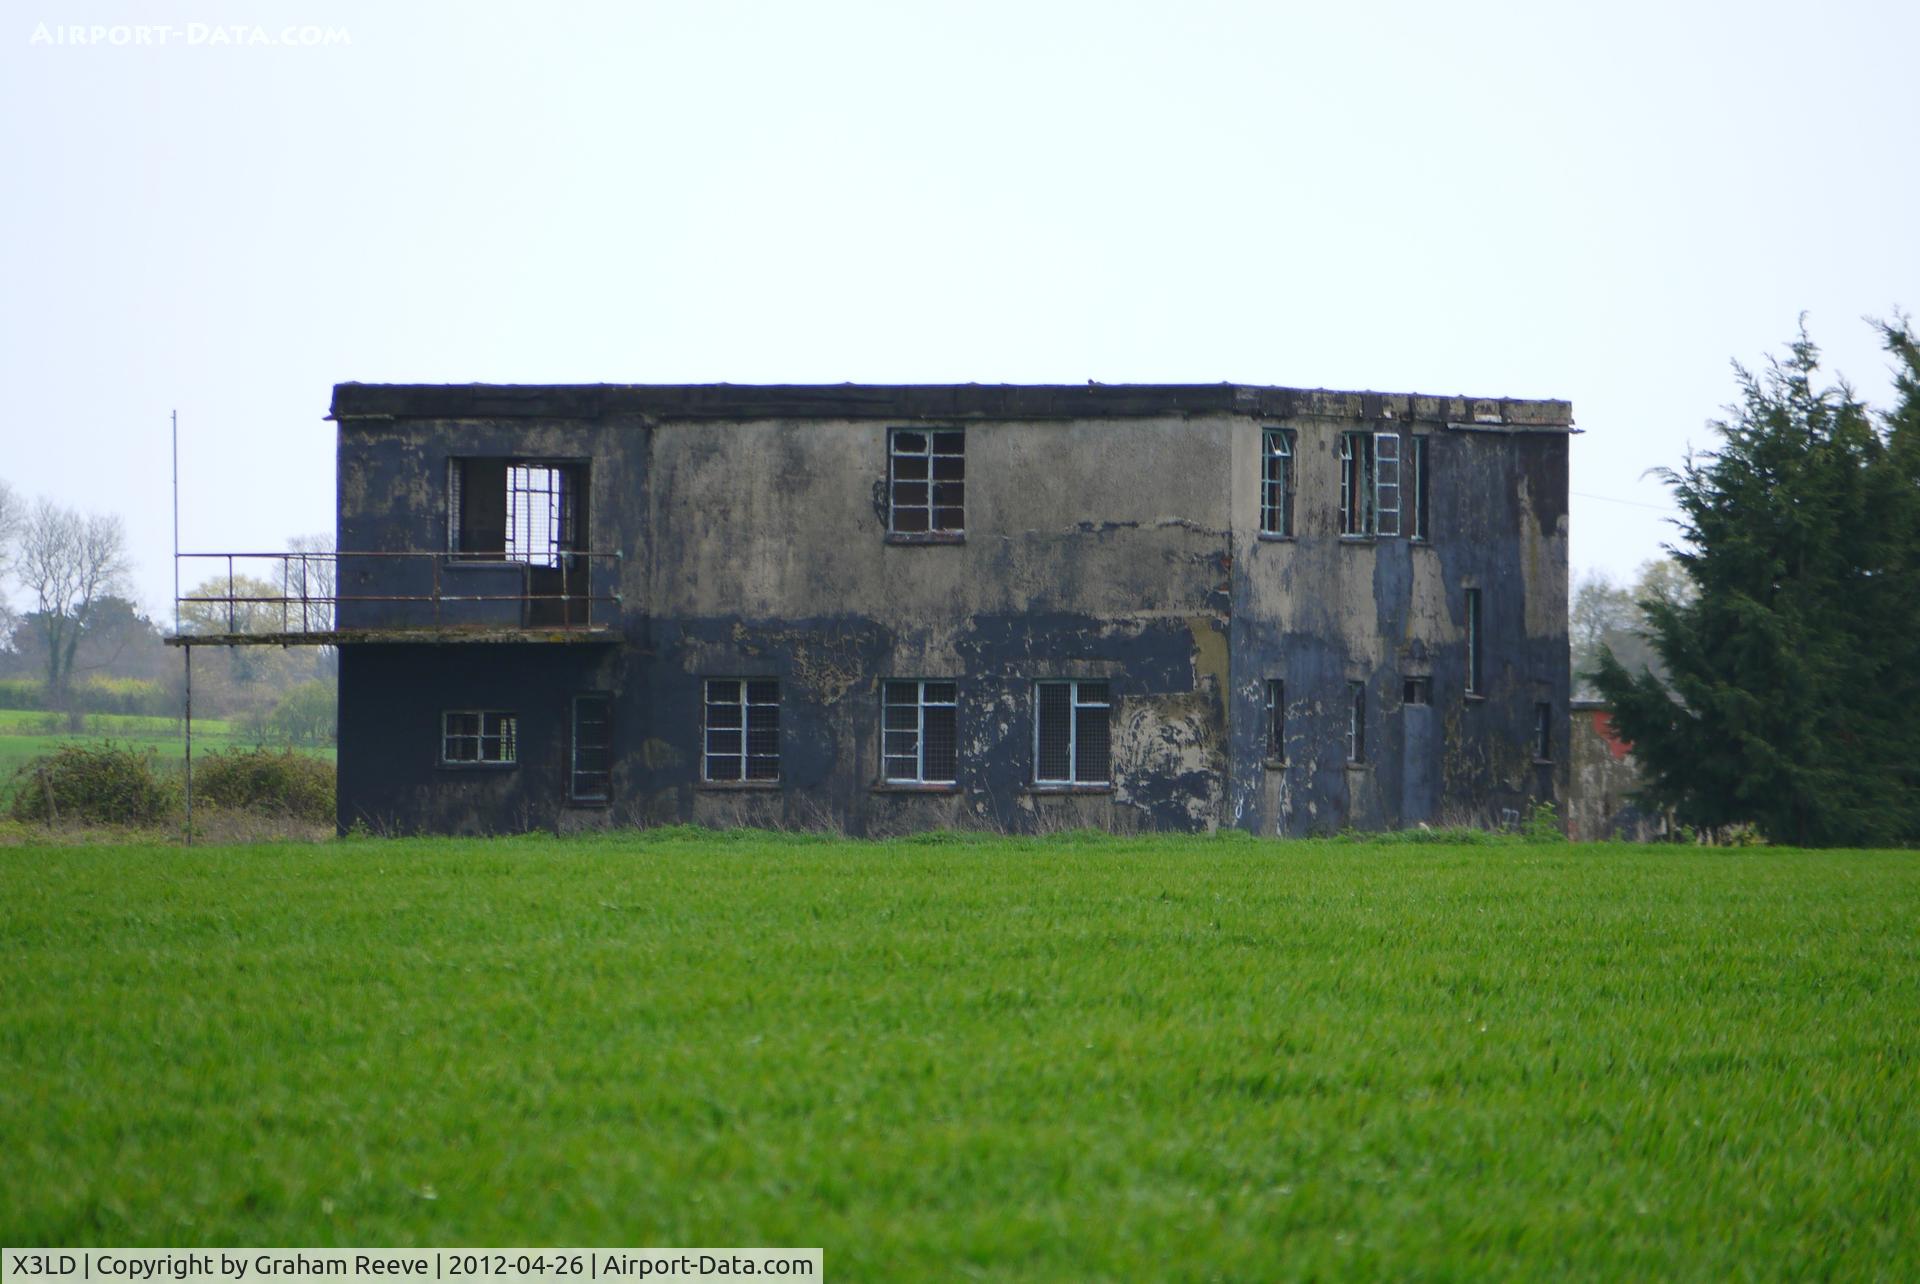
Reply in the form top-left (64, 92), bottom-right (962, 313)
top-left (1568, 701), bottom-right (1662, 841)
top-left (333, 389), bottom-right (1568, 837)
top-left (1229, 420), bottom-right (1569, 835)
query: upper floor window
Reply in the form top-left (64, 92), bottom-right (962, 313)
top-left (704, 679), bottom-right (780, 782)
top-left (1260, 429), bottom-right (1295, 537)
top-left (889, 429), bottom-right (965, 537)
top-left (442, 710), bottom-right (517, 765)
top-left (883, 680), bottom-right (958, 784)
top-left (1035, 679), bottom-right (1110, 786)
top-left (1338, 431), bottom-right (1402, 538)
top-left (449, 458), bottom-right (585, 567)
top-left (1409, 435), bottom-right (1431, 542)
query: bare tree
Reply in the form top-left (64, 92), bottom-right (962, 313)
top-left (0, 480), bottom-right (21, 645)
top-left (285, 533), bottom-right (336, 633)
top-left (16, 498), bottom-right (131, 716)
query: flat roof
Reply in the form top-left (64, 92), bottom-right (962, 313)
top-left (330, 382), bottom-right (1573, 429)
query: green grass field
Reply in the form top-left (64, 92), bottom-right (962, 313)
top-left (0, 709), bottom-right (333, 807)
top-left (2, 832), bottom-right (1914, 1279)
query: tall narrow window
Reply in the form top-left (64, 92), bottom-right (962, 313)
top-left (1035, 680), bottom-right (1111, 786)
top-left (1265, 679), bottom-right (1286, 762)
top-left (1534, 702), bottom-right (1552, 762)
top-left (704, 679), bottom-right (781, 782)
top-left (889, 429), bottom-right (965, 536)
top-left (1403, 676), bottom-right (1432, 705)
top-left (442, 710), bottom-right (517, 765)
top-left (1374, 432), bottom-right (1401, 536)
top-left (1347, 682), bottom-right (1367, 763)
top-left (883, 681), bottom-right (959, 784)
top-left (1410, 436), bottom-right (1431, 542)
top-left (1465, 588), bottom-right (1483, 696)
top-left (570, 694), bottom-right (612, 802)
top-left (1260, 429), bottom-right (1295, 537)
top-left (1339, 432), bottom-right (1373, 536)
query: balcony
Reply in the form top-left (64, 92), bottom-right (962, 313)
top-left (166, 550), bottom-right (623, 646)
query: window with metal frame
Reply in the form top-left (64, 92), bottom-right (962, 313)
top-left (1346, 682), bottom-right (1367, 763)
top-left (1339, 432), bottom-right (1373, 535)
top-left (883, 681), bottom-right (959, 784)
top-left (1410, 435), bottom-right (1431, 542)
top-left (888, 429), bottom-right (965, 535)
top-left (1260, 429), bottom-right (1295, 537)
top-left (442, 710), bottom-right (517, 764)
top-left (570, 694), bottom-right (612, 802)
top-left (1034, 680), bottom-right (1111, 786)
top-left (1465, 588), bottom-right (1483, 696)
top-left (448, 458), bottom-right (583, 565)
top-left (1534, 702), bottom-right (1553, 761)
top-left (1374, 432), bottom-right (1401, 536)
top-left (1265, 679), bottom-right (1286, 762)
top-left (704, 679), bottom-right (781, 782)
top-left (1339, 431), bottom-right (1407, 537)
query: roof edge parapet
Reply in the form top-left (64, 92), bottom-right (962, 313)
top-left (329, 382), bottom-right (1573, 429)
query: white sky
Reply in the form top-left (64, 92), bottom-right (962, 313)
top-left (4, 0), bottom-right (1917, 616)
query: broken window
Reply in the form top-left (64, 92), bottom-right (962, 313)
top-left (883, 680), bottom-right (959, 784)
top-left (570, 694), bottom-right (612, 803)
top-left (442, 710), bottom-right (517, 764)
top-left (1403, 676), bottom-right (1432, 705)
top-left (1534, 702), bottom-right (1552, 762)
top-left (889, 429), bottom-right (965, 536)
top-left (1465, 588), bottom-right (1484, 695)
top-left (1265, 679), bottom-right (1286, 762)
top-left (1410, 435), bottom-right (1431, 542)
top-left (704, 679), bottom-right (780, 782)
top-left (1339, 431), bottom-right (1405, 537)
top-left (1260, 429), bottom-right (1295, 537)
top-left (1035, 680), bottom-right (1110, 786)
top-left (448, 458), bottom-right (584, 565)
top-left (1347, 681), bottom-right (1367, 763)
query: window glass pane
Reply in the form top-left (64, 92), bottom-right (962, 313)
top-left (746, 680), bottom-right (780, 705)
top-left (892, 431), bottom-right (927, 453)
top-left (923, 682), bottom-right (957, 704)
top-left (922, 705), bottom-right (957, 781)
top-left (1076, 681), bottom-right (1110, 706)
top-left (891, 454), bottom-right (929, 480)
top-left (892, 481), bottom-right (929, 507)
top-left (933, 507), bottom-right (965, 530)
top-left (1074, 702), bottom-right (1110, 783)
top-left (706, 679), bottom-right (740, 704)
top-left (893, 507), bottom-right (929, 532)
top-left (884, 681), bottom-right (915, 706)
top-left (932, 454), bottom-right (965, 480)
top-left (1036, 683), bottom-right (1071, 781)
top-left (932, 431), bottom-right (964, 454)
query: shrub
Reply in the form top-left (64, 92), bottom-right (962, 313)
top-left (9, 743), bottom-right (179, 826)
top-left (267, 680), bottom-right (336, 746)
top-left (193, 749), bottom-right (335, 823)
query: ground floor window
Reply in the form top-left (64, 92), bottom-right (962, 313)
top-left (1534, 701), bottom-right (1553, 762)
top-left (884, 680), bottom-right (958, 784)
top-left (571, 694), bottom-right (612, 802)
top-left (1347, 682), bottom-right (1367, 763)
top-left (705, 679), bottom-right (780, 782)
top-left (443, 710), bottom-right (517, 764)
top-left (1265, 679), bottom-right (1285, 762)
top-left (1035, 680), bottom-right (1111, 785)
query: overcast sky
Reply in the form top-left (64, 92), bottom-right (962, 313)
top-left (3, 0), bottom-right (1916, 617)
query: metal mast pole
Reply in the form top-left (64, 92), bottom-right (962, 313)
top-left (175, 410), bottom-right (192, 847)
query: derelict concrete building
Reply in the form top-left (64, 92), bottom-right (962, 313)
top-left (315, 382), bottom-right (1569, 836)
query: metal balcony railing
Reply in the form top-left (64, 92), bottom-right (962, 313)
top-left (173, 549), bottom-right (623, 638)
